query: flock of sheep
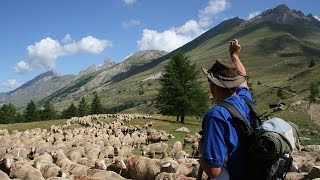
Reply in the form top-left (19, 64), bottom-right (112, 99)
top-left (0, 113), bottom-right (206, 180)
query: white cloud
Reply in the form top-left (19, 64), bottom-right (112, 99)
top-left (247, 11), bottom-right (261, 20)
top-left (62, 34), bottom-right (72, 44)
top-left (13, 61), bottom-right (30, 73)
top-left (27, 37), bottom-right (63, 70)
top-left (64, 36), bottom-right (112, 54)
top-left (314, 15), bottom-right (320, 21)
top-left (122, 19), bottom-right (141, 28)
top-left (123, 0), bottom-right (136, 5)
top-left (137, 0), bottom-right (229, 52)
top-left (198, 0), bottom-right (230, 26)
top-left (14, 35), bottom-right (112, 72)
top-left (138, 29), bottom-right (193, 52)
top-left (2, 79), bottom-right (19, 89)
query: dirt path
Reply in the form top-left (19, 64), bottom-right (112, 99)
top-left (308, 103), bottom-right (320, 124)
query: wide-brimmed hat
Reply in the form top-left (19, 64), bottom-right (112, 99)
top-left (202, 60), bottom-right (246, 88)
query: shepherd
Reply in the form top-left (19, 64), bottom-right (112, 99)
top-left (198, 39), bottom-right (253, 180)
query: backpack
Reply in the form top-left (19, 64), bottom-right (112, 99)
top-left (219, 98), bottom-right (300, 180)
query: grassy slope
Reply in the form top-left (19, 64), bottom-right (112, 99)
top-left (3, 22), bottom-right (320, 144)
top-left (119, 23), bottom-right (320, 143)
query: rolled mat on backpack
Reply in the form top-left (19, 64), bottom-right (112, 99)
top-left (251, 131), bottom-right (291, 160)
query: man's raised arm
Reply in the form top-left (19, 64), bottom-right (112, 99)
top-left (229, 39), bottom-right (248, 88)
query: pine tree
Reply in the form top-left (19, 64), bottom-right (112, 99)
top-left (61, 103), bottom-right (78, 119)
top-left (309, 83), bottom-right (319, 103)
top-left (309, 60), bottom-right (316, 68)
top-left (24, 100), bottom-right (39, 122)
top-left (90, 93), bottom-right (104, 115)
top-left (78, 97), bottom-right (89, 117)
top-left (40, 101), bottom-right (57, 120)
top-left (0, 103), bottom-right (17, 124)
top-left (156, 52), bottom-right (208, 123)
top-left (277, 88), bottom-right (286, 100)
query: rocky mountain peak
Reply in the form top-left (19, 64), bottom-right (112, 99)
top-left (102, 58), bottom-right (116, 68)
top-left (37, 70), bottom-right (60, 81)
top-left (252, 4), bottom-right (320, 28)
top-left (9, 70), bottom-right (60, 94)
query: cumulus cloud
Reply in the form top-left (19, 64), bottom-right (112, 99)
top-left (64, 36), bottom-right (111, 54)
top-left (314, 15), bottom-right (320, 21)
top-left (248, 11), bottom-right (261, 20)
top-left (62, 34), bottom-right (72, 44)
top-left (14, 61), bottom-right (30, 73)
top-left (198, 0), bottom-right (230, 26)
top-left (14, 35), bottom-right (112, 72)
top-left (137, 0), bottom-right (229, 52)
top-left (2, 79), bottom-right (19, 89)
top-left (123, 0), bottom-right (136, 5)
top-left (122, 19), bottom-right (141, 28)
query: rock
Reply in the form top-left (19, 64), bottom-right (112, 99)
top-left (300, 137), bottom-right (311, 141)
top-left (175, 127), bottom-right (190, 133)
top-left (303, 145), bottom-right (320, 152)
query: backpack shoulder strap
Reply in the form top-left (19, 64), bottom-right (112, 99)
top-left (218, 101), bottom-right (253, 136)
top-left (242, 97), bottom-right (262, 128)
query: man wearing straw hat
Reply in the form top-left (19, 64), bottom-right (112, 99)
top-left (198, 39), bottom-right (253, 180)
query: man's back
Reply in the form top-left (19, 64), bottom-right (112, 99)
top-left (201, 87), bottom-right (252, 179)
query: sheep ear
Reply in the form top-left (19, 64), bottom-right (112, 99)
top-left (162, 162), bottom-right (171, 168)
top-left (4, 158), bottom-right (11, 169)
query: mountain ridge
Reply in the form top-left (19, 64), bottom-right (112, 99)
top-left (1, 4), bottom-right (320, 114)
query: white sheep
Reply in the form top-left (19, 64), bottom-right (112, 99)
top-left (8, 160), bottom-right (45, 180)
top-left (99, 145), bottom-right (114, 159)
top-left (155, 172), bottom-right (196, 180)
top-left (169, 141), bottom-right (183, 158)
top-left (141, 142), bottom-right (168, 158)
top-left (95, 158), bottom-right (114, 170)
top-left (111, 156), bottom-right (162, 180)
top-left (0, 169), bottom-right (10, 180)
top-left (34, 160), bottom-right (62, 179)
top-left (52, 149), bottom-right (89, 176)
top-left (86, 169), bottom-right (126, 180)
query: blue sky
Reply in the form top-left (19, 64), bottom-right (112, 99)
top-left (0, 0), bottom-right (319, 93)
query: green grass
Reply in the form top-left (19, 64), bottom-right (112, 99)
top-left (1, 112), bottom-right (319, 149)
top-left (0, 119), bottom-right (67, 133)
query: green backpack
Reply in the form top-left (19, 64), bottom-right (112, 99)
top-left (219, 98), bottom-right (299, 180)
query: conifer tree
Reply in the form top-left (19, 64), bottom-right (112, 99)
top-left (78, 97), bottom-right (89, 117)
top-left (40, 101), bottom-right (57, 120)
top-left (61, 103), bottom-right (78, 119)
top-left (90, 93), bottom-right (104, 115)
top-left (0, 103), bottom-right (17, 124)
top-left (156, 52), bottom-right (208, 123)
top-left (24, 100), bottom-right (39, 122)
top-left (309, 83), bottom-right (319, 103)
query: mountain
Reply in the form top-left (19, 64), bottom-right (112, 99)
top-left (39, 50), bottom-right (167, 109)
top-left (9, 70), bottom-right (60, 95)
top-left (79, 58), bottom-right (116, 76)
top-left (250, 4), bottom-right (320, 28)
top-left (0, 71), bottom-right (76, 110)
top-left (1, 4), bottom-right (320, 117)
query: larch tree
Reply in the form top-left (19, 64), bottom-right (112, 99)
top-left (24, 100), bottom-right (39, 122)
top-left (90, 93), bottom-right (104, 115)
top-left (78, 97), bottom-right (89, 117)
top-left (156, 52), bottom-right (208, 123)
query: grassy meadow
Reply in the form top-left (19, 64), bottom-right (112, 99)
top-left (1, 111), bottom-right (319, 152)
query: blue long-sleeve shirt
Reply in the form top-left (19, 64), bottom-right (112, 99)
top-left (201, 86), bottom-right (252, 179)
